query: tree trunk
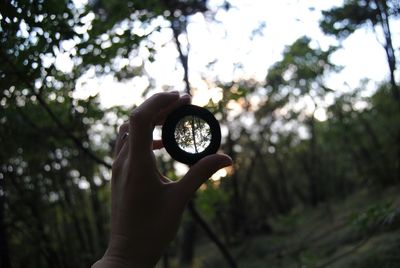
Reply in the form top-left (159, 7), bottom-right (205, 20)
top-left (187, 201), bottom-right (237, 268)
top-left (374, 0), bottom-right (399, 99)
top-left (225, 129), bottom-right (244, 236)
top-left (0, 177), bottom-right (11, 268)
top-left (270, 143), bottom-right (292, 213)
top-left (306, 115), bottom-right (322, 206)
top-left (179, 217), bottom-right (197, 267)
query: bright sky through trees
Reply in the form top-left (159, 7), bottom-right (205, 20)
top-left (3, 1), bottom-right (400, 265)
top-left (70, 0), bottom-right (399, 114)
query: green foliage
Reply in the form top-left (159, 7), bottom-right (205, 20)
top-left (197, 182), bottom-right (229, 221)
top-left (1, 0), bottom-right (400, 267)
top-left (175, 116), bottom-right (211, 153)
top-left (320, 1), bottom-right (379, 38)
top-left (266, 36), bottom-right (339, 91)
top-left (320, 0), bottom-right (400, 39)
top-left (0, 0), bottom-right (211, 267)
top-left (351, 201), bottom-right (400, 234)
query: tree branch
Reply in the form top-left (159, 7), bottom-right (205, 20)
top-left (172, 21), bottom-right (191, 95)
top-left (171, 21), bottom-right (237, 267)
top-left (188, 201), bottom-right (237, 268)
top-left (0, 49), bottom-right (112, 169)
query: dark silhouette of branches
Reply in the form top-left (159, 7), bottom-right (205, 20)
top-left (0, 178), bottom-right (11, 268)
top-left (188, 201), bottom-right (238, 268)
top-left (172, 19), bottom-right (191, 96)
top-left (2, 34), bottom-right (237, 267)
top-left (0, 49), bottom-right (112, 170)
top-left (171, 20), bottom-right (238, 267)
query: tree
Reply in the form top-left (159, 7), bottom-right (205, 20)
top-left (0, 1), bottom-right (223, 267)
top-left (320, 0), bottom-right (400, 187)
top-left (258, 36), bottom-right (339, 206)
top-left (320, 0), bottom-right (399, 100)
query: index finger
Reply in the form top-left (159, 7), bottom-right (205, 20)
top-left (129, 92), bottom-right (180, 157)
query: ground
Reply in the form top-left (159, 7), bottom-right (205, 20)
top-left (190, 186), bottom-right (400, 268)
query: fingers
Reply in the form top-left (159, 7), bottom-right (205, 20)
top-left (114, 122), bottom-right (129, 157)
top-left (115, 125), bottom-right (164, 156)
top-left (153, 139), bottom-right (163, 150)
top-left (129, 92), bottom-right (180, 156)
top-left (114, 141), bottom-right (129, 168)
top-left (112, 139), bottom-right (162, 178)
top-left (155, 94), bottom-right (191, 125)
top-left (178, 154), bottom-right (232, 200)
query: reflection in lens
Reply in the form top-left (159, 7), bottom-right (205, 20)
top-left (174, 116), bottom-right (211, 154)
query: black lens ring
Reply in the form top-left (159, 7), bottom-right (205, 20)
top-left (162, 104), bottom-right (221, 165)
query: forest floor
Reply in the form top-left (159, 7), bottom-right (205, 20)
top-left (194, 186), bottom-right (400, 268)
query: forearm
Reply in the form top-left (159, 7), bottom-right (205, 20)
top-left (92, 237), bottom-right (162, 268)
top-left (91, 257), bottom-right (128, 268)
top-left (91, 255), bottom-right (157, 268)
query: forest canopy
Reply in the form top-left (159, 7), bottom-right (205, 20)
top-left (1, 0), bottom-right (399, 267)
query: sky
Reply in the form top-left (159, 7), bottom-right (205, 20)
top-left (70, 0), bottom-right (399, 112)
top-left (67, 0), bottom-right (399, 182)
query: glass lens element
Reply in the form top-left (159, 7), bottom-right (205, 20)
top-left (174, 116), bottom-right (212, 154)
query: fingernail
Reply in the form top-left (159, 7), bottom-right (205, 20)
top-left (181, 94), bottom-right (191, 100)
top-left (220, 156), bottom-right (233, 167)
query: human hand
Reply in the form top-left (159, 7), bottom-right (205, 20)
top-left (92, 92), bottom-right (232, 268)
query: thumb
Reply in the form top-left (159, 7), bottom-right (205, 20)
top-left (178, 154), bottom-right (232, 199)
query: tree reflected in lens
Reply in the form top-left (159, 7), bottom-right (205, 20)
top-left (174, 116), bottom-right (211, 154)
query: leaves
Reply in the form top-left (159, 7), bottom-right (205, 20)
top-left (320, 1), bottom-right (380, 38)
top-left (1, 1), bottom-right (400, 267)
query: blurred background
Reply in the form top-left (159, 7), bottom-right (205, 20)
top-left (1, 0), bottom-right (400, 267)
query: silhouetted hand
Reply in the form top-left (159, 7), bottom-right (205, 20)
top-left (92, 92), bottom-right (232, 268)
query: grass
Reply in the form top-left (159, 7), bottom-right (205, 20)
top-left (194, 186), bottom-right (400, 268)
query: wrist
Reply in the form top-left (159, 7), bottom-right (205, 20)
top-left (91, 256), bottom-right (129, 268)
top-left (92, 254), bottom-right (158, 268)
top-left (101, 234), bottom-right (161, 268)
